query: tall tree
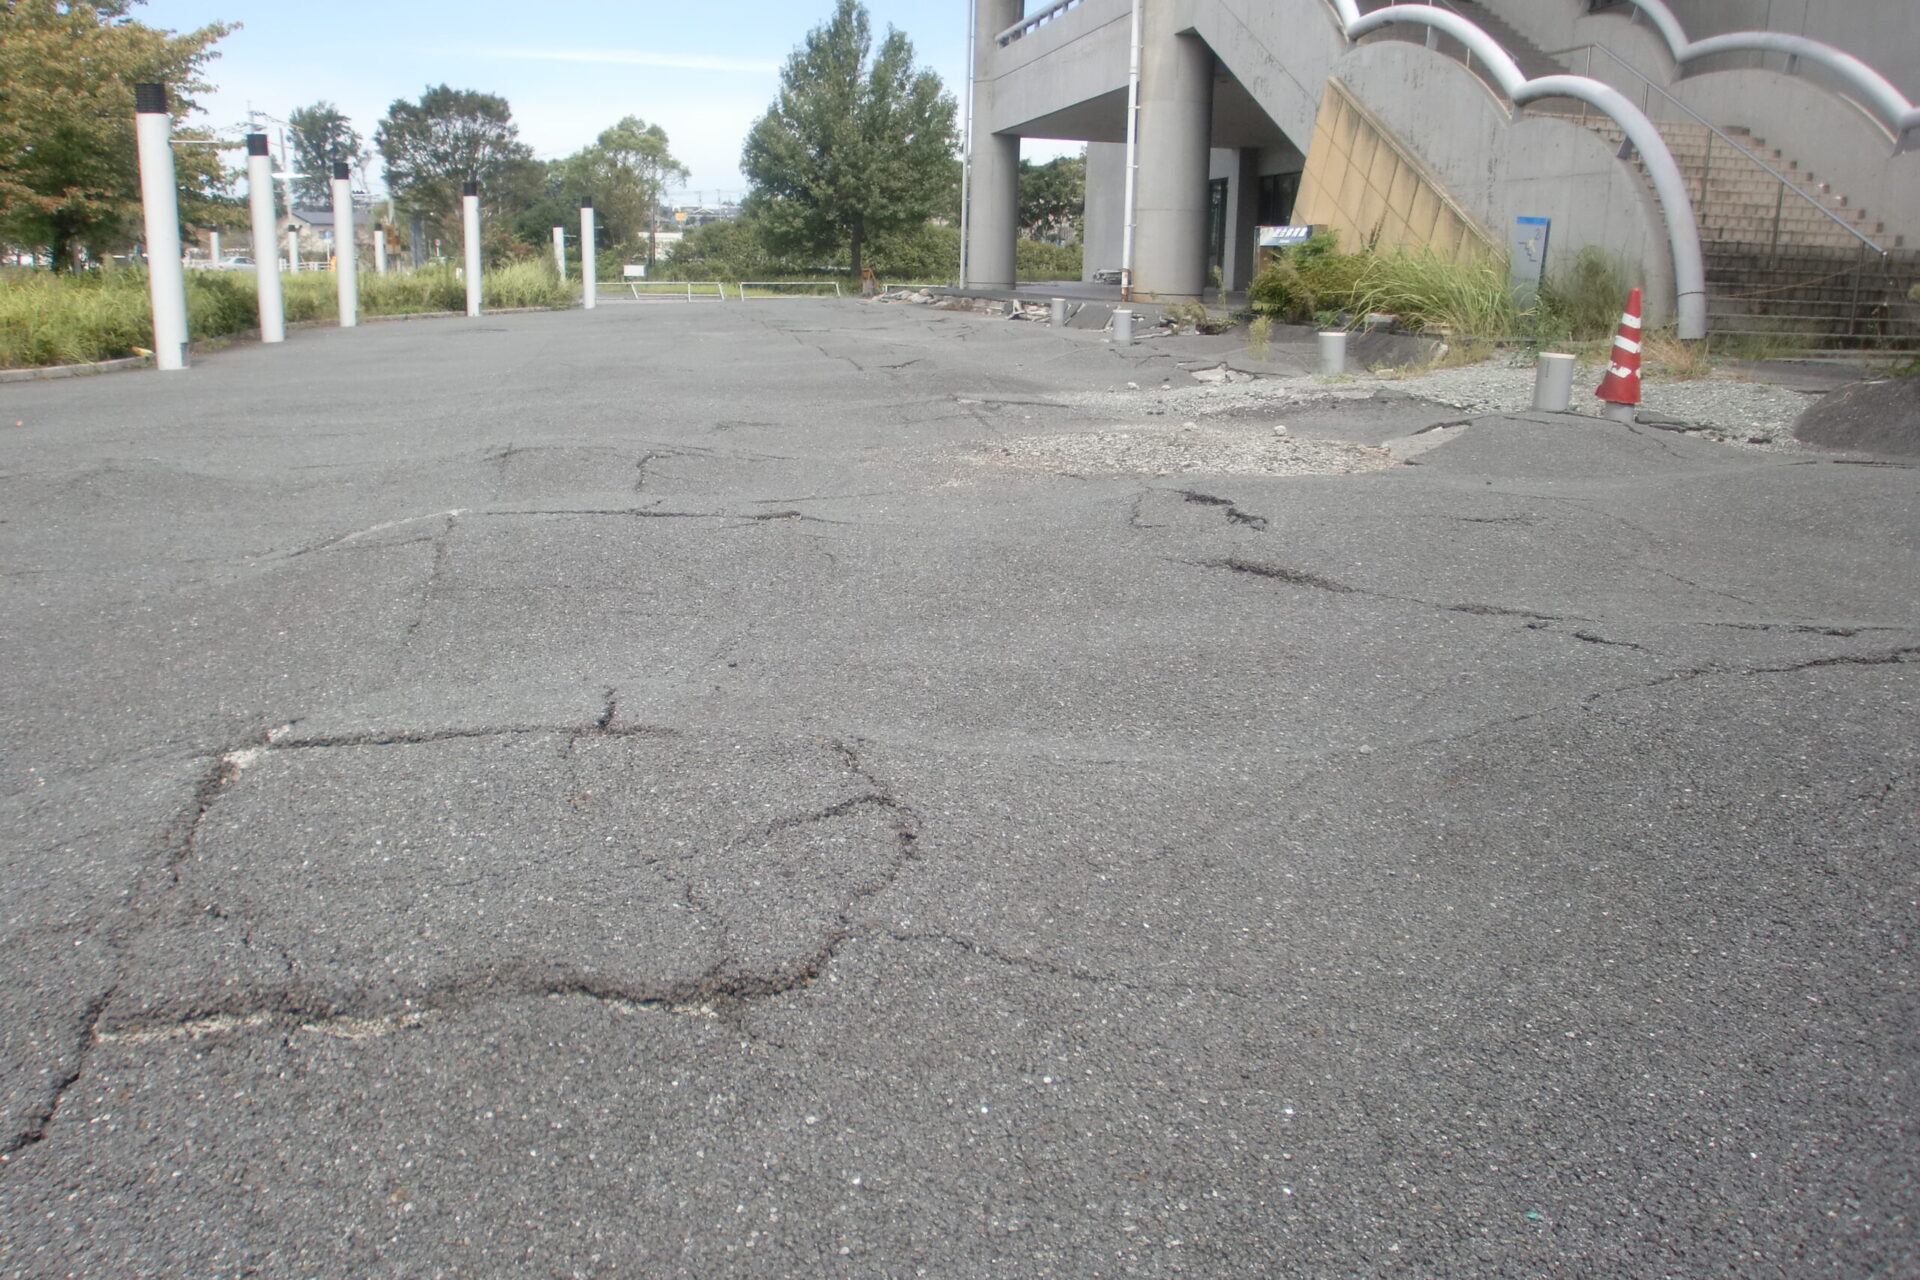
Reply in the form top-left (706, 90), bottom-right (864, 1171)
top-left (286, 101), bottom-right (361, 208)
top-left (375, 85), bottom-right (538, 240)
top-left (741, 0), bottom-right (957, 278)
top-left (1018, 154), bottom-right (1085, 243)
top-left (594, 116), bottom-right (688, 265)
top-left (0, 0), bottom-right (235, 270)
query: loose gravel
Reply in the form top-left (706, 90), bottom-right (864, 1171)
top-left (982, 424), bottom-right (1396, 477)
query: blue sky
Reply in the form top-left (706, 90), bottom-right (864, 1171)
top-left (139, 0), bottom-right (1039, 202)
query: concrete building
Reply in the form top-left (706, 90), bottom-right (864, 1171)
top-left (964, 0), bottom-right (1919, 349)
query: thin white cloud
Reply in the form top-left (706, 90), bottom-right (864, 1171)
top-left (468, 47), bottom-right (778, 74)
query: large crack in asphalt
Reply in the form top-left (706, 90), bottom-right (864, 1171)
top-left (0, 986), bottom-right (115, 1165)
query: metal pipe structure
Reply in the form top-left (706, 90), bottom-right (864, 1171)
top-left (244, 134), bottom-right (285, 343)
top-left (959, 0), bottom-right (975, 286)
top-left (331, 162), bottom-right (357, 328)
top-left (1605, 0), bottom-right (1920, 150)
top-left (133, 84), bottom-right (189, 371)
top-left (1119, 0), bottom-right (1142, 302)
top-left (552, 226), bottom-right (567, 281)
top-left (1329, 2), bottom-right (1706, 339)
top-left (580, 199), bottom-right (597, 310)
top-left (461, 181), bottom-right (482, 317)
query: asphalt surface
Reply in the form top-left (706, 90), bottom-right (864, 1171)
top-left (1, 300), bottom-right (1915, 1279)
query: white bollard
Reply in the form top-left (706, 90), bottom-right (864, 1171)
top-left (1601, 401), bottom-right (1638, 424)
top-left (133, 84), bottom-right (188, 371)
top-left (462, 181), bottom-right (482, 317)
top-left (1112, 308), bottom-right (1133, 344)
top-left (580, 199), bottom-right (597, 310)
top-left (244, 135), bottom-right (284, 343)
top-left (287, 226), bottom-right (299, 272)
top-left (374, 227), bottom-right (387, 276)
top-left (1318, 330), bottom-right (1347, 375)
top-left (209, 230), bottom-right (220, 265)
top-left (1051, 297), bottom-right (1066, 327)
top-left (552, 226), bottom-right (566, 282)
top-left (331, 162), bottom-right (357, 328)
top-left (1532, 352), bottom-right (1577, 412)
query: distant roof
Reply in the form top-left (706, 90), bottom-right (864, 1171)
top-left (291, 208), bottom-right (335, 227)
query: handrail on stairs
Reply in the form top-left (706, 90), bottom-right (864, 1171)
top-left (1324, 0), bottom-right (1707, 338)
top-left (1546, 42), bottom-right (1887, 259)
top-left (1585, 0), bottom-right (1920, 152)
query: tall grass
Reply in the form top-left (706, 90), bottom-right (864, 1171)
top-left (1349, 249), bottom-right (1522, 338)
top-left (1, 261), bottom-right (573, 368)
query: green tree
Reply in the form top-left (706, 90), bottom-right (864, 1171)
top-left (1018, 153), bottom-right (1084, 242)
top-left (741, 0), bottom-right (957, 278)
top-left (0, 0), bottom-right (235, 270)
top-left (375, 85), bottom-right (539, 246)
top-left (286, 101), bottom-right (362, 208)
top-left (593, 116), bottom-right (689, 265)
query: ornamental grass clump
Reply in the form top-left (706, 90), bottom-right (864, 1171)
top-left (1349, 248), bottom-right (1521, 339)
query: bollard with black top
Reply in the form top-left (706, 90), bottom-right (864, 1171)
top-left (133, 84), bottom-right (189, 371)
top-left (462, 180), bottom-right (482, 317)
top-left (331, 162), bottom-right (357, 327)
top-left (244, 133), bottom-right (285, 343)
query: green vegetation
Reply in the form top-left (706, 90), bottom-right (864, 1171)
top-left (1249, 233), bottom-right (1636, 346)
top-left (1, 263), bottom-right (571, 368)
top-left (742, 0), bottom-right (959, 278)
top-left (0, 1), bottom-right (236, 270)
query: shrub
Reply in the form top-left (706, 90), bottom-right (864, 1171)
top-left (1539, 246), bottom-right (1629, 342)
top-left (1016, 237), bottom-right (1082, 282)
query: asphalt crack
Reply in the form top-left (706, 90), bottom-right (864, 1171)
top-left (1176, 489), bottom-right (1269, 530)
top-left (0, 986), bottom-right (115, 1166)
top-left (1200, 556), bottom-right (1354, 593)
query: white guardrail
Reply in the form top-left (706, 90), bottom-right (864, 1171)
top-left (616, 280), bottom-right (729, 301)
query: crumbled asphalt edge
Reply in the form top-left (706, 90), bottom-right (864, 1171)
top-left (1056, 353), bottom-right (1818, 447)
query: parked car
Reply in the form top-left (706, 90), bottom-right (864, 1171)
top-left (215, 255), bottom-right (256, 271)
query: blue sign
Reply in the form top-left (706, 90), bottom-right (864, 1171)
top-left (1257, 225), bottom-right (1315, 248)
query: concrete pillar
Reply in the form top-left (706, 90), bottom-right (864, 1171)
top-left (461, 181), bottom-right (482, 317)
top-left (964, 0), bottom-right (1022, 289)
top-left (1134, 10), bottom-right (1213, 300)
top-left (244, 134), bottom-right (285, 343)
top-left (331, 162), bottom-right (357, 328)
top-left (580, 199), bottom-right (597, 310)
top-left (1225, 148), bottom-right (1262, 293)
top-left (133, 84), bottom-right (189, 371)
top-left (1082, 142), bottom-right (1127, 284)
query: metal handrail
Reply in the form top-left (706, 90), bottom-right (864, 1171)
top-left (997, 0), bottom-right (1092, 46)
top-left (1585, 0), bottom-right (1920, 151)
top-left (1549, 42), bottom-right (1886, 257)
top-left (1325, 0), bottom-right (1707, 337)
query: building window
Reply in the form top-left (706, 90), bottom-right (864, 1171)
top-left (1257, 172), bottom-right (1301, 225)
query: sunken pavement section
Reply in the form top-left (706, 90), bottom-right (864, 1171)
top-left (0, 301), bottom-right (1915, 1278)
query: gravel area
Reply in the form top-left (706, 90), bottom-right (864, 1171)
top-left (1062, 351), bottom-right (1822, 446)
top-left (979, 423), bottom-right (1396, 477)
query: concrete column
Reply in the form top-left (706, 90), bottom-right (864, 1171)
top-left (1133, 9), bottom-right (1213, 300)
top-left (1225, 148), bottom-right (1262, 293)
top-left (580, 199), bottom-right (597, 310)
top-left (1082, 142), bottom-right (1127, 283)
top-left (133, 84), bottom-right (189, 371)
top-left (244, 134), bottom-right (285, 343)
top-left (331, 162), bottom-right (357, 328)
top-left (461, 181), bottom-right (482, 317)
top-left (963, 0), bottom-right (1022, 289)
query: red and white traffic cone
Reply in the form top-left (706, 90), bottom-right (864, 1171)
top-left (1595, 286), bottom-right (1642, 423)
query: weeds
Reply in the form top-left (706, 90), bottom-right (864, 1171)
top-left (0, 262), bottom-right (572, 368)
top-left (1642, 330), bottom-right (1713, 379)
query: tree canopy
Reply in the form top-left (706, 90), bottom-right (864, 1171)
top-left (741, 0), bottom-right (957, 277)
top-left (1019, 154), bottom-right (1085, 243)
top-left (286, 101), bottom-right (362, 208)
top-left (375, 85), bottom-right (539, 235)
top-left (0, 0), bottom-right (235, 269)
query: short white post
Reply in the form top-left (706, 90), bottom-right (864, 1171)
top-left (244, 133), bottom-right (284, 343)
top-left (462, 180), bottom-right (482, 317)
top-left (331, 162), bottom-right (357, 328)
top-left (133, 84), bottom-right (188, 371)
top-left (288, 227), bottom-right (300, 272)
top-left (1051, 297), bottom-right (1066, 326)
top-left (580, 198), bottom-right (597, 310)
top-left (1112, 307), bottom-right (1132, 344)
top-left (552, 226), bottom-right (566, 282)
top-left (1532, 352), bottom-right (1577, 412)
top-left (373, 227), bottom-right (388, 275)
top-left (209, 230), bottom-right (220, 264)
top-left (1318, 330), bottom-right (1348, 375)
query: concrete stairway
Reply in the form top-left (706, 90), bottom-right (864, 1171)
top-left (1578, 117), bottom-right (1920, 355)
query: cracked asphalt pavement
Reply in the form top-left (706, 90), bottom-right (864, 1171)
top-left (1, 301), bottom-right (1915, 1278)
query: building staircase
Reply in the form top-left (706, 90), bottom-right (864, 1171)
top-left (1353, 0), bottom-right (1920, 356)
